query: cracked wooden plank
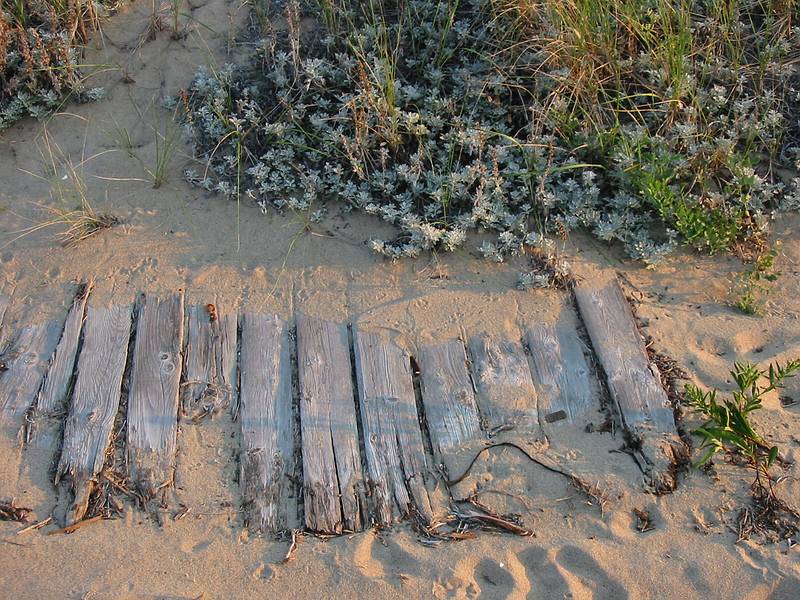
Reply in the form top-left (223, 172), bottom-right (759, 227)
top-left (353, 329), bottom-right (435, 527)
top-left (56, 304), bottom-right (132, 522)
top-left (0, 280), bottom-right (14, 353)
top-left (0, 320), bottom-right (63, 429)
top-left (296, 314), bottom-right (365, 534)
top-left (525, 317), bottom-right (595, 428)
top-left (417, 340), bottom-right (484, 479)
top-left (182, 302), bottom-right (237, 420)
top-left (126, 293), bottom-right (185, 500)
top-left (28, 283), bottom-right (93, 447)
top-left (467, 334), bottom-right (546, 449)
top-left (239, 312), bottom-right (297, 532)
top-left (574, 275), bottom-right (683, 491)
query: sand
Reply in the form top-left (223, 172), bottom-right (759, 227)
top-left (1, 2), bottom-right (799, 598)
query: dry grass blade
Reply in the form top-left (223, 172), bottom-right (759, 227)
top-left (451, 500), bottom-right (533, 536)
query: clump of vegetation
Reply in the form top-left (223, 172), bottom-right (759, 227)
top-left (177, 0), bottom-right (800, 264)
top-left (146, 117), bottom-right (181, 188)
top-left (731, 245), bottom-right (782, 315)
top-left (4, 131), bottom-right (121, 248)
top-left (0, 0), bottom-right (111, 131)
top-left (686, 360), bottom-right (798, 480)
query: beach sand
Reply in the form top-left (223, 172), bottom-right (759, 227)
top-left (1, 2), bottom-right (799, 598)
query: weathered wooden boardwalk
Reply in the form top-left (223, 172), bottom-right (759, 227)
top-left (0, 276), bottom-right (686, 534)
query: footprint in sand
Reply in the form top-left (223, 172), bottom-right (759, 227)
top-left (553, 545), bottom-right (629, 600)
top-left (353, 532), bottom-right (420, 585)
top-left (474, 557), bottom-right (524, 599)
top-left (519, 547), bottom-right (571, 599)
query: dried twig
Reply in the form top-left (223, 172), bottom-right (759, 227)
top-left (16, 516), bottom-right (52, 535)
top-left (633, 508), bottom-right (654, 532)
top-left (48, 515), bottom-right (106, 535)
top-left (0, 500), bottom-right (31, 523)
top-left (281, 529), bottom-right (300, 563)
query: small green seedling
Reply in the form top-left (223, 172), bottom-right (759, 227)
top-left (685, 359), bottom-right (800, 495)
top-left (731, 246), bottom-right (781, 315)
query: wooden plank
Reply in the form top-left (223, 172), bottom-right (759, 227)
top-left (239, 312), bottom-right (297, 532)
top-left (0, 280), bottom-right (14, 353)
top-left (467, 334), bottom-right (546, 446)
top-left (353, 329), bottom-right (435, 527)
top-left (182, 302), bottom-right (237, 420)
top-left (0, 321), bottom-right (63, 427)
top-left (296, 314), bottom-right (365, 534)
top-left (574, 276), bottom-right (682, 491)
top-left (525, 319), bottom-right (595, 427)
top-left (56, 304), bottom-right (132, 522)
top-left (28, 283), bottom-right (93, 447)
top-left (417, 340), bottom-right (484, 477)
top-left (574, 278), bottom-right (674, 431)
top-left (127, 293), bottom-right (185, 500)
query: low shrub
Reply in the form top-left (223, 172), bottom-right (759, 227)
top-left (177, 0), bottom-right (800, 264)
top-left (0, 0), bottom-right (110, 130)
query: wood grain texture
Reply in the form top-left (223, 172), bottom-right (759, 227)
top-left (182, 302), bottom-right (237, 420)
top-left (574, 278), bottom-right (674, 431)
top-left (574, 276), bottom-right (683, 491)
top-left (0, 280), bottom-right (14, 353)
top-left (353, 329), bottom-right (435, 526)
top-left (467, 334), bottom-right (545, 445)
top-left (417, 340), bottom-right (484, 477)
top-left (525, 319), bottom-right (595, 427)
top-left (239, 312), bottom-right (297, 532)
top-left (29, 284), bottom-right (92, 447)
top-left (126, 293), bottom-right (185, 499)
top-left (296, 314), bottom-right (365, 534)
top-left (56, 304), bottom-right (132, 522)
top-left (0, 320), bottom-right (63, 427)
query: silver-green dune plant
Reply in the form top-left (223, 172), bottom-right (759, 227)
top-left (176, 0), bottom-right (800, 264)
top-left (0, 1), bottom-right (110, 131)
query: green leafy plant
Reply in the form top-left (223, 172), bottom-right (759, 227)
top-left (685, 359), bottom-right (800, 495)
top-left (731, 246), bottom-right (781, 315)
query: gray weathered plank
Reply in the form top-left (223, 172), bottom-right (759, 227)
top-left (574, 276), bottom-right (682, 490)
top-left (182, 302), bottom-right (237, 420)
top-left (127, 293), bottom-right (185, 500)
top-left (28, 283), bottom-right (93, 447)
top-left (0, 321), bottom-right (63, 427)
top-left (239, 312), bottom-right (297, 532)
top-left (353, 329), bottom-right (435, 527)
top-left (0, 280), bottom-right (14, 353)
top-left (574, 278), bottom-right (674, 431)
top-left (525, 319), bottom-right (595, 427)
top-left (296, 314), bottom-right (365, 534)
top-left (417, 340), bottom-right (484, 477)
top-left (56, 304), bottom-right (132, 522)
top-left (467, 334), bottom-right (546, 446)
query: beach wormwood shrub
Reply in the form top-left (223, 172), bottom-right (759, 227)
top-left (177, 0), bottom-right (800, 264)
top-left (0, 1), bottom-right (109, 131)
